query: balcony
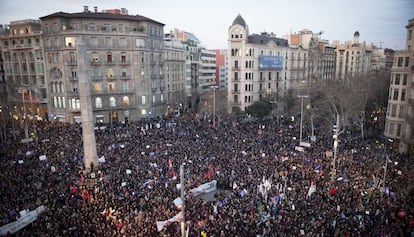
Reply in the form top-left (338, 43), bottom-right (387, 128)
top-left (90, 60), bottom-right (101, 66)
top-left (231, 77), bottom-right (239, 81)
top-left (159, 61), bottom-right (165, 66)
top-left (151, 74), bottom-right (157, 79)
top-left (232, 67), bottom-right (240, 71)
top-left (151, 87), bottom-right (157, 93)
top-left (105, 61), bottom-right (116, 66)
top-left (231, 89), bottom-right (239, 93)
top-left (119, 60), bottom-right (130, 65)
top-left (159, 74), bottom-right (164, 79)
top-left (67, 61), bottom-right (77, 66)
top-left (150, 61), bottom-right (156, 66)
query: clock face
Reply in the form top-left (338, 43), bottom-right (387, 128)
top-left (50, 67), bottom-right (62, 79)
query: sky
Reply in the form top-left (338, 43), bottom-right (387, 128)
top-left (0, 0), bottom-right (412, 50)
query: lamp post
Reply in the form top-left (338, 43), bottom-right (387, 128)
top-left (297, 95), bottom-right (309, 144)
top-left (332, 115), bottom-right (340, 181)
top-left (18, 89), bottom-right (30, 140)
top-left (180, 164), bottom-right (185, 237)
top-left (211, 85), bottom-right (218, 127)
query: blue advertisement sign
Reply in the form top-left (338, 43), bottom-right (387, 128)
top-left (258, 55), bottom-right (283, 70)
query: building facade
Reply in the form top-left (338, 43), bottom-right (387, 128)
top-left (0, 20), bottom-right (47, 120)
top-left (214, 49), bottom-right (228, 91)
top-left (164, 32), bottom-right (186, 115)
top-left (199, 48), bottom-right (216, 92)
top-left (334, 32), bottom-right (373, 83)
top-left (39, 6), bottom-right (166, 123)
top-left (227, 14), bottom-right (309, 113)
top-left (384, 18), bottom-right (414, 154)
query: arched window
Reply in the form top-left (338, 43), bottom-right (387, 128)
top-left (109, 97), bottom-right (116, 107)
top-left (95, 97), bottom-right (102, 108)
top-left (122, 96), bottom-right (130, 106)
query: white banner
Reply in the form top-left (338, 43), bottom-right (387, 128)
top-left (0, 205), bottom-right (46, 235)
top-left (156, 212), bottom-right (183, 232)
top-left (189, 180), bottom-right (217, 196)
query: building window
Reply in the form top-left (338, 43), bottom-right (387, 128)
top-left (136, 38), bottom-right (146, 48)
top-left (404, 57), bottom-right (410, 67)
top-left (141, 95), bottom-right (146, 105)
top-left (121, 67), bottom-right (127, 77)
top-left (393, 89), bottom-right (399, 100)
top-left (391, 104), bottom-right (397, 117)
top-left (65, 37), bottom-right (76, 47)
top-left (397, 57), bottom-right (403, 67)
top-left (396, 124), bottom-right (402, 137)
top-left (107, 68), bottom-right (113, 78)
top-left (95, 98), bottom-right (102, 108)
top-left (109, 97), bottom-right (116, 107)
top-left (122, 96), bottom-right (130, 106)
top-left (401, 74), bottom-right (407, 86)
top-left (94, 83), bottom-right (101, 92)
top-left (395, 74), bottom-right (400, 85)
top-left (401, 89), bottom-right (406, 101)
top-left (107, 53), bottom-right (112, 63)
top-left (105, 37), bottom-right (112, 47)
top-left (108, 82), bottom-right (115, 92)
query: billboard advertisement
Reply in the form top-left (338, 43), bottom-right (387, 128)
top-left (258, 55), bottom-right (283, 70)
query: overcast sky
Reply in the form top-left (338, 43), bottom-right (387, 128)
top-left (1, 0), bottom-right (412, 50)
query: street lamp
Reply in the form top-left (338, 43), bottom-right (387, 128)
top-left (297, 95), bottom-right (309, 144)
top-left (179, 164), bottom-right (185, 237)
top-left (211, 85), bottom-right (219, 127)
top-left (18, 88), bottom-right (31, 141)
top-left (332, 115), bottom-right (340, 181)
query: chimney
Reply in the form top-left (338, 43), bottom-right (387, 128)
top-left (83, 6), bottom-right (88, 12)
top-left (94, 6), bottom-right (98, 13)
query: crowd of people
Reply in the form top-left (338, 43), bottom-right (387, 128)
top-left (0, 113), bottom-right (413, 236)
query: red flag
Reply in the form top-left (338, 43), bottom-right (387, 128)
top-left (204, 170), bottom-right (211, 180)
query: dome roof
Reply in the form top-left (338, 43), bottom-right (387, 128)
top-left (354, 31), bottom-right (360, 37)
top-left (232, 14), bottom-right (246, 28)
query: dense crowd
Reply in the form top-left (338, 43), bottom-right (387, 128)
top-left (0, 113), bottom-right (413, 236)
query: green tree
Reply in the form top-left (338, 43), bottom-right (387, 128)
top-left (245, 101), bottom-right (272, 118)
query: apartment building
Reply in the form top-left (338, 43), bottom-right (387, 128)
top-left (286, 29), bottom-right (336, 84)
top-left (39, 6), bottom-right (165, 123)
top-left (384, 18), bottom-right (414, 154)
top-left (199, 48), bottom-right (216, 92)
top-left (171, 28), bottom-right (201, 112)
top-left (334, 31), bottom-right (373, 83)
top-left (214, 49), bottom-right (228, 91)
top-left (227, 14), bottom-right (309, 113)
top-left (0, 20), bottom-right (47, 120)
top-left (164, 32), bottom-right (186, 115)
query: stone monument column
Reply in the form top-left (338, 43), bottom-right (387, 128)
top-left (77, 36), bottom-right (98, 171)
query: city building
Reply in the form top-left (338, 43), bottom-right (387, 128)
top-left (171, 28), bottom-right (201, 112)
top-left (384, 18), bottom-right (414, 154)
top-left (164, 32), bottom-right (186, 115)
top-left (199, 47), bottom-right (216, 92)
top-left (286, 29), bottom-right (336, 84)
top-left (214, 49), bottom-right (228, 91)
top-left (227, 14), bottom-right (309, 114)
top-left (0, 20), bottom-right (47, 120)
top-left (334, 32), bottom-right (373, 83)
top-left (371, 48), bottom-right (395, 72)
top-left (0, 25), bottom-right (6, 107)
top-left (39, 6), bottom-right (166, 123)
